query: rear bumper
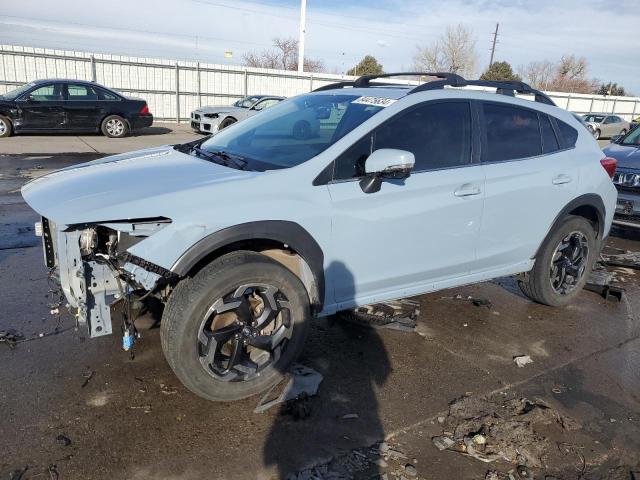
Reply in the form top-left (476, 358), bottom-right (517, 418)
top-left (130, 114), bottom-right (153, 130)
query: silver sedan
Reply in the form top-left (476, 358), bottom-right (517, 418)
top-left (190, 95), bottom-right (284, 134)
top-left (582, 113), bottom-right (630, 140)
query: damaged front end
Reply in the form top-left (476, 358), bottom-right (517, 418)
top-left (38, 217), bottom-right (175, 338)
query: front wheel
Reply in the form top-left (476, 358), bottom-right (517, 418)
top-left (620, 129), bottom-right (627, 136)
top-left (518, 215), bottom-right (597, 307)
top-left (593, 128), bottom-right (601, 140)
top-left (161, 251), bottom-right (311, 402)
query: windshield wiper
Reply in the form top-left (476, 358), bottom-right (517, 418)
top-left (192, 147), bottom-right (248, 170)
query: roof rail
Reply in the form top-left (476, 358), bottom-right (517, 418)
top-left (410, 78), bottom-right (556, 106)
top-left (312, 72), bottom-right (556, 106)
top-left (312, 72), bottom-right (463, 92)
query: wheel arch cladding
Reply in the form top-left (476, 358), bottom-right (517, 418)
top-left (535, 193), bottom-right (605, 258)
top-left (171, 221), bottom-right (325, 312)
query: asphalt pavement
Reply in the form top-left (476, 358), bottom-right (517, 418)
top-left (1, 130), bottom-right (639, 479)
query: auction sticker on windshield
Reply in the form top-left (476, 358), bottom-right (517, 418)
top-left (352, 96), bottom-right (396, 107)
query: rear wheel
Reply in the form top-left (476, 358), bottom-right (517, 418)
top-left (0, 115), bottom-right (12, 137)
top-left (519, 215), bottom-right (597, 306)
top-left (101, 115), bottom-right (129, 138)
top-left (161, 251), bottom-right (311, 402)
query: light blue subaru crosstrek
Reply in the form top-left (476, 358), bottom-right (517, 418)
top-left (22, 73), bottom-right (618, 401)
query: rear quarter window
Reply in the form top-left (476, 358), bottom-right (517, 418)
top-left (555, 119), bottom-right (578, 149)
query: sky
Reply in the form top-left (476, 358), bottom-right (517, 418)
top-left (1, 0), bottom-right (638, 93)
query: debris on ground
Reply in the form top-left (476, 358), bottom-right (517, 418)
top-left (286, 440), bottom-right (425, 480)
top-left (601, 251), bottom-right (640, 270)
top-left (159, 383), bottom-right (178, 395)
top-left (585, 264), bottom-right (625, 301)
top-left (431, 395), bottom-right (580, 470)
top-left (0, 329), bottom-right (24, 348)
top-left (471, 298), bottom-right (493, 308)
top-left (130, 405), bottom-right (152, 414)
top-left (337, 299), bottom-right (420, 332)
top-left (80, 368), bottom-right (95, 388)
top-left (55, 434), bottom-right (72, 447)
top-left (254, 364), bottom-right (324, 415)
top-left (513, 355), bottom-right (534, 368)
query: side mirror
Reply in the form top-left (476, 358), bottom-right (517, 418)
top-left (359, 149), bottom-right (415, 194)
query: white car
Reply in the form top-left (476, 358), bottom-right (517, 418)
top-left (22, 72), bottom-right (618, 402)
top-left (190, 95), bottom-right (284, 134)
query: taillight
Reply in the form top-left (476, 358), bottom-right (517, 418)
top-left (140, 104), bottom-right (150, 115)
top-left (600, 157), bottom-right (617, 178)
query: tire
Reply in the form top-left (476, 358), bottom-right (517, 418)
top-left (101, 115), bottom-right (129, 138)
top-left (292, 120), bottom-right (312, 140)
top-left (219, 117), bottom-right (237, 130)
top-left (518, 215), bottom-right (598, 307)
top-left (161, 251), bottom-right (311, 402)
top-left (593, 128), bottom-right (601, 140)
top-left (0, 115), bottom-right (12, 138)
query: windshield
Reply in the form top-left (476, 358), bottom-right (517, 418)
top-left (2, 82), bottom-right (36, 100)
top-left (199, 93), bottom-right (386, 170)
top-left (583, 114), bottom-right (605, 123)
top-left (621, 127), bottom-right (640, 146)
top-left (234, 96), bottom-right (263, 108)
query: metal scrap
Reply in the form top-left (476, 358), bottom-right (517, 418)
top-left (254, 364), bottom-right (323, 414)
top-left (338, 299), bottom-right (420, 332)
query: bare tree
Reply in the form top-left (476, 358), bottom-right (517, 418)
top-left (520, 55), bottom-right (598, 94)
top-left (519, 60), bottom-right (555, 90)
top-left (243, 37), bottom-right (325, 73)
top-left (413, 24), bottom-right (478, 78)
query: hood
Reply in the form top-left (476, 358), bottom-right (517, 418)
top-left (196, 105), bottom-right (243, 115)
top-left (21, 145), bottom-right (254, 225)
top-left (603, 142), bottom-right (640, 170)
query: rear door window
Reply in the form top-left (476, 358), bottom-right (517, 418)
top-left (66, 84), bottom-right (99, 100)
top-left (482, 103), bottom-right (541, 162)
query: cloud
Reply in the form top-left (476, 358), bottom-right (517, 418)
top-left (0, 0), bottom-right (638, 93)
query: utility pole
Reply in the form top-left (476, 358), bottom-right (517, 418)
top-left (489, 23), bottom-right (499, 67)
top-left (297, 0), bottom-right (307, 73)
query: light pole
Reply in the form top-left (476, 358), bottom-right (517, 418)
top-left (297, 0), bottom-right (307, 73)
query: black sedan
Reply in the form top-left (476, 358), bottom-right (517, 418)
top-left (0, 79), bottom-right (153, 138)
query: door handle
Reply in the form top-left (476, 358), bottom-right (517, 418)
top-left (552, 174), bottom-right (572, 185)
top-left (454, 184), bottom-right (481, 197)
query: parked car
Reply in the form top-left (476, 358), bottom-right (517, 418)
top-left (22, 72), bottom-right (617, 402)
top-left (190, 95), bottom-right (284, 134)
top-left (582, 113), bottom-right (630, 140)
top-left (603, 127), bottom-right (640, 228)
top-left (0, 79), bottom-right (152, 138)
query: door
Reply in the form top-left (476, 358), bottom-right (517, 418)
top-left (602, 116), bottom-right (616, 137)
top-left (15, 83), bottom-right (65, 130)
top-left (477, 102), bottom-right (578, 271)
top-left (63, 83), bottom-right (105, 131)
top-left (327, 100), bottom-right (484, 307)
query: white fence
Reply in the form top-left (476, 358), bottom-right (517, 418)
top-left (1, 44), bottom-right (639, 122)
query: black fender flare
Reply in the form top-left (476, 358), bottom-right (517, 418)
top-left (171, 220), bottom-right (325, 311)
top-left (534, 193), bottom-right (606, 257)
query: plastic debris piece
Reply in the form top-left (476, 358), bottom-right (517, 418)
top-left (513, 355), bottom-right (533, 368)
top-left (338, 299), bottom-right (420, 332)
top-left (254, 364), bottom-right (323, 414)
top-left (404, 463), bottom-right (417, 477)
top-left (432, 435), bottom-right (456, 451)
top-left (55, 434), bottom-right (72, 447)
top-left (471, 298), bottom-right (492, 308)
top-left (342, 413), bottom-right (359, 419)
